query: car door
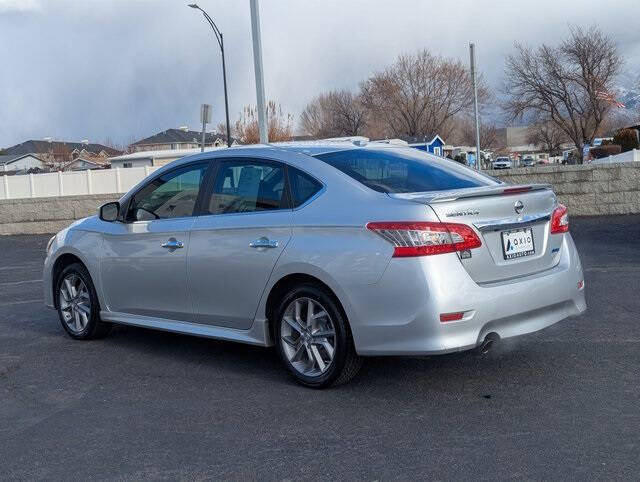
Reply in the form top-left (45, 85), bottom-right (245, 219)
top-left (187, 158), bottom-right (293, 329)
top-left (101, 162), bottom-right (210, 321)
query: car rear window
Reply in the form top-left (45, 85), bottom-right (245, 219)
top-left (314, 147), bottom-right (499, 194)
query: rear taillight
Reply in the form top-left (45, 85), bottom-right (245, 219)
top-left (550, 204), bottom-right (569, 234)
top-left (366, 221), bottom-right (482, 257)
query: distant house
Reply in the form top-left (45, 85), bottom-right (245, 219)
top-left (495, 125), bottom-right (573, 155)
top-left (2, 140), bottom-right (121, 166)
top-left (494, 127), bottom-right (534, 152)
top-left (130, 127), bottom-right (236, 152)
top-left (401, 135), bottom-right (446, 156)
top-left (109, 146), bottom-right (226, 169)
top-left (0, 154), bottom-right (46, 172)
top-left (62, 157), bottom-right (110, 171)
top-left (623, 123), bottom-right (640, 143)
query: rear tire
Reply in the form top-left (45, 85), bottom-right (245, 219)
top-left (55, 263), bottom-right (111, 340)
top-left (275, 283), bottom-right (362, 388)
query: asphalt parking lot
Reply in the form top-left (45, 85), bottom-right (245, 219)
top-left (1, 216), bottom-right (639, 480)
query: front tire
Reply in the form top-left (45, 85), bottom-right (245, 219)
top-left (275, 283), bottom-right (362, 388)
top-left (55, 263), bottom-right (111, 340)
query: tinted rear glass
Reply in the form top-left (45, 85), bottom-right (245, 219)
top-left (314, 147), bottom-right (499, 193)
top-left (288, 167), bottom-right (322, 208)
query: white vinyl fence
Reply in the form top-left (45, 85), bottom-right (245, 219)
top-left (0, 166), bottom-right (161, 200)
top-left (591, 149), bottom-right (640, 165)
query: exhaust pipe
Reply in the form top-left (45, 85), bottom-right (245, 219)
top-left (478, 333), bottom-right (500, 354)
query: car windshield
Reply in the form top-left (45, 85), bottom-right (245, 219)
top-left (313, 147), bottom-right (499, 194)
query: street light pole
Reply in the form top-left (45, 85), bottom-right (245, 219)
top-left (469, 42), bottom-right (481, 170)
top-left (250, 0), bottom-right (268, 144)
top-left (188, 4), bottom-right (232, 148)
top-left (219, 33), bottom-right (231, 148)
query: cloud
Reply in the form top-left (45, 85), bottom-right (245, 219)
top-left (0, 0), bottom-right (42, 13)
top-left (1, 0), bottom-right (638, 147)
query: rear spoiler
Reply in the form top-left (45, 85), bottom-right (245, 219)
top-left (389, 184), bottom-right (553, 204)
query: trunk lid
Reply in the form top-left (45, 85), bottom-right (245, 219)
top-left (391, 184), bottom-right (563, 284)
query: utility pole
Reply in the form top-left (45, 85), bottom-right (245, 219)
top-left (250, 0), bottom-right (268, 143)
top-left (469, 42), bottom-right (481, 169)
top-left (200, 104), bottom-right (211, 152)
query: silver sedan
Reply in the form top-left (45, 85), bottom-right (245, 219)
top-left (43, 141), bottom-right (586, 387)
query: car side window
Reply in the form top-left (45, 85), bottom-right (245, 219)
top-left (126, 163), bottom-right (208, 222)
top-left (206, 160), bottom-right (287, 215)
top-left (288, 167), bottom-right (322, 208)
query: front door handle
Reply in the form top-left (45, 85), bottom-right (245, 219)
top-left (161, 239), bottom-right (184, 249)
top-left (249, 237), bottom-right (278, 249)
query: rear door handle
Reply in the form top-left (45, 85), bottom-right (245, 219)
top-left (161, 239), bottom-right (184, 249)
top-left (249, 237), bottom-right (278, 249)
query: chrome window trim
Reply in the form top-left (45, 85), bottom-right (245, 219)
top-left (196, 209), bottom-right (291, 220)
top-left (122, 216), bottom-right (198, 225)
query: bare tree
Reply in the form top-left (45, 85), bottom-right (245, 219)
top-left (504, 25), bottom-right (621, 162)
top-left (526, 121), bottom-right (567, 155)
top-left (299, 93), bottom-right (337, 138)
top-left (300, 90), bottom-right (367, 138)
top-left (51, 144), bottom-right (73, 163)
top-left (211, 121), bottom-right (232, 140)
top-left (331, 90), bottom-right (368, 136)
top-left (361, 113), bottom-right (390, 140)
top-left (124, 135), bottom-right (139, 153)
top-left (102, 137), bottom-right (128, 153)
top-left (360, 49), bottom-right (489, 139)
top-left (454, 116), bottom-right (499, 150)
top-left (233, 101), bottom-right (293, 144)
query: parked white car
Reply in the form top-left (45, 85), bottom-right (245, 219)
top-left (492, 157), bottom-right (512, 169)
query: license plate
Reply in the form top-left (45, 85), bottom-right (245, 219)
top-left (501, 227), bottom-right (535, 260)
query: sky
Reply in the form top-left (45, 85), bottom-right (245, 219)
top-left (1, 0), bottom-right (639, 148)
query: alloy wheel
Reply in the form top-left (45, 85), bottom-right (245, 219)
top-left (280, 297), bottom-right (336, 377)
top-left (59, 273), bottom-right (91, 334)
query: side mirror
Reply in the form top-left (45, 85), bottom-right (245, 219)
top-left (99, 201), bottom-right (120, 222)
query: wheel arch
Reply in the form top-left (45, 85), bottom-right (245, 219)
top-left (264, 272), bottom-right (351, 344)
top-left (51, 253), bottom-right (89, 309)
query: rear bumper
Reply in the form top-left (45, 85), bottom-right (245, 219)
top-left (347, 233), bottom-right (586, 356)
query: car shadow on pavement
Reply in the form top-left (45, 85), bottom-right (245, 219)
top-left (92, 322), bottom-right (554, 392)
